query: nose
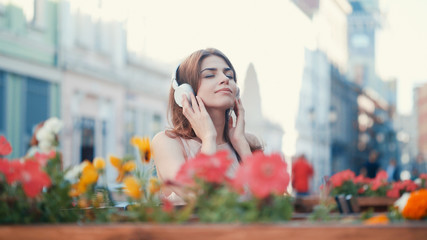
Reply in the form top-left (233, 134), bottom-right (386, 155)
top-left (220, 72), bottom-right (230, 85)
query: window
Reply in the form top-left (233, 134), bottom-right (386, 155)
top-left (0, 71), bottom-right (5, 134)
top-left (124, 108), bottom-right (136, 155)
top-left (80, 117), bottom-right (95, 163)
top-left (24, 77), bottom-right (49, 155)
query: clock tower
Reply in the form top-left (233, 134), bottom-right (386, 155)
top-left (347, 0), bottom-right (381, 88)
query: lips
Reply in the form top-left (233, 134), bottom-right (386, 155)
top-left (215, 88), bottom-right (232, 93)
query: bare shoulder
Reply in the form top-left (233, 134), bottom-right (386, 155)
top-left (152, 131), bottom-right (182, 151)
top-left (245, 133), bottom-right (262, 148)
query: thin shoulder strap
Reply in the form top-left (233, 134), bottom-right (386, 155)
top-left (176, 137), bottom-right (188, 160)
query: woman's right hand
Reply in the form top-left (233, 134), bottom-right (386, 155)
top-left (181, 93), bottom-right (217, 154)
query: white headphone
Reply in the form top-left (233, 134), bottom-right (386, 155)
top-left (172, 65), bottom-right (194, 107)
top-left (171, 65), bottom-right (240, 108)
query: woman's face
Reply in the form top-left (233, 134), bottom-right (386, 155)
top-left (197, 55), bottom-right (238, 110)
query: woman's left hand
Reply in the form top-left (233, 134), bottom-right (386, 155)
top-left (228, 98), bottom-right (251, 157)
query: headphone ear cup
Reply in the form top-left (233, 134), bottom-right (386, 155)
top-left (174, 83), bottom-right (194, 107)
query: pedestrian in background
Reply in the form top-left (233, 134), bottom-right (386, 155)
top-left (292, 154), bottom-right (314, 197)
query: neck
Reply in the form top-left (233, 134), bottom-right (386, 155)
top-left (206, 108), bottom-right (227, 145)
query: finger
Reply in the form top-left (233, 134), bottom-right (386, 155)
top-left (189, 93), bottom-right (200, 112)
top-left (196, 96), bottom-right (208, 113)
top-left (182, 94), bottom-right (194, 117)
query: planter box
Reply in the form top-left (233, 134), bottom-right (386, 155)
top-left (357, 197), bottom-right (397, 212)
top-left (295, 196), bottom-right (397, 213)
top-left (1, 223), bottom-right (426, 240)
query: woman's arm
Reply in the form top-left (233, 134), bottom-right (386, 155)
top-left (152, 132), bottom-right (188, 199)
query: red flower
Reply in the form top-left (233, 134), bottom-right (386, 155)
top-left (0, 159), bottom-right (51, 198)
top-left (0, 135), bottom-right (12, 156)
top-left (19, 160), bottom-right (51, 198)
top-left (233, 152), bottom-right (290, 199)
top-left (175, 150), bottom-right (232, 185)
top-left (33, 151), bottom-right (56, 167)
top-left (386, 180), bottom-right (418, 198)
top-left (420, 174), bottom-right (427, 181)
top-left (162, 198), bottom-right (174, 213)
top-left (0, 159), bottom-right (22, 184)
top-left (330, 170), bottom-right (355, 187)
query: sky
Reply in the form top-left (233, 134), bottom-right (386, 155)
top-left (6, 0), bottom-right (427, 155)
top-left (376, 0), bottom-right (427, 114)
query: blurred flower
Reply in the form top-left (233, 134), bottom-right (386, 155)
top-left (80, 161), bottom-right (99, 186)
top-left (330, 169), bottom-right (355, 188)
top-left (10, 160), bottom-right (51, 198)
top-left (175, 150), bottom-right (232, 186)
top-left (35, 117), bottom-right (63, 153)
top-left (0, 135), bottom-right (12, 156)
top-left (65, 161), bottom-right (88, 184)
top-left (93, 157), bottom-right (106, 170)
top-left (33, 151), bottom-right (56, 167)
top-left (234, 152), bottom-right (290, 199)
top-left (43, 117), bottom-right (63, 134)
top-left (148, 178), bottom-right (161, 195)
top-left (162, 198), bottom-right (174, 213)
top-left (123, 176), bottom-right (142, 200)
top-left (386, 180), bottom-right (418, 198)
top-left (371, 170), bottom-right (388, 191)
top-left (364, 214), bottom-right (389, 225)
top-left (110, 155), bottom-right (136, 182)
top-left (130, 136), bottom-right (152, 163)
top-left (400, 189), bottom-right (427, 220)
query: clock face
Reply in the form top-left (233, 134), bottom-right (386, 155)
top-left (351, 33), bottom-right (370, 48)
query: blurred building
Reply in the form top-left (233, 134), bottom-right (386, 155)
top-left (347, 0), bottom-right (397, 106)
top-left (241, 63), bottom-right (283, 153)
top-left (0, 1), bottom-right (171, 186)
top-left (356, 89), bottom-right (399, 171)
top-left (394, 112), bottom-right (417, 179)
top-left (330, 64), bottom-right (359, 174)
top-left (415, 83), bottom-right (427, 156)
top-left (293, 0), bottom-right (352, 191)
top-left (0, 0), bottom-right (61, 158)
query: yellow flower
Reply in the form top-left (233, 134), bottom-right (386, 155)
top-left (109, 155), bottom-right (136, 182)
top-left (123, 176), bottom-right (142, 199)
top-left (131, 136), bottom-right (152, 163)
top-left (148, 178), bottom-right (161, 195)
top-left (93, 157), bottom-right (106, 170)
top-left (80, 162), bottom-right (99, 185)
top-left (123, 161), bottom-right (136, 172)
top-left (69, 183), bottom-right (81, 197)
top-left (402, 189), bottom-right (427, 220)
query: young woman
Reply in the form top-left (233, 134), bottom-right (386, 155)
top-left (152, 48), bottom-right (262, 205)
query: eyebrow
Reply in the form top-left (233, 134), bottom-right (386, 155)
top-left (200, 67), bottom-right (233, 73)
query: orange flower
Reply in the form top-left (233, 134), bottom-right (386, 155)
top-left (364, 214), bottom-right (389, 225)
top-left (110, 155), bottom-right (136, 182)
top-left (402, 189), bottom-right (427, 220)
top-left (123, 176), bottom-right (142, 199)
top-left (93, 157), bottom-right (106, 170)
top-left (130, 136), bottom-right (152, 163)
top-left (80, 161), bottom-right (99, 185)
top-left (148, 178), bottom-right (161, 194)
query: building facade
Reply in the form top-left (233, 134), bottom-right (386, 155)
top-left (0, 0), bottom-right (61, 158)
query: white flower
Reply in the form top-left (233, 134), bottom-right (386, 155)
top-left (44, 117), bottom-right (63, 134)
top-left (38, 140), bottom-right (52, 153)
top-left (36, 128), bottom-right (55, 142)
top-left (64, 162), bottom-right (88, 183)
top-left (394, 192), bottom-right (410, 212)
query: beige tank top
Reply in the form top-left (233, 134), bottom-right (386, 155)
top-left (160, 137), bottom-right (240, 205)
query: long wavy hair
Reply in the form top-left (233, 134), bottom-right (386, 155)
top-left (166, 48), bottom-right (262, 157)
